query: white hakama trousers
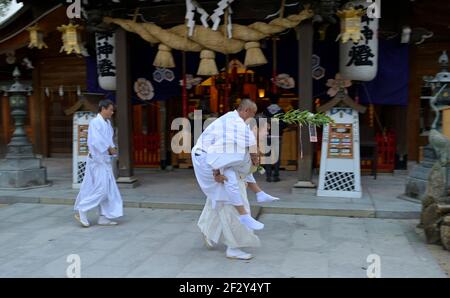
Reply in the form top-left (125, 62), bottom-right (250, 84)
top-left (74, 155), bottom-right (123, 219)
top-left (193, 151), bottom-right (260, 249)
top-left (197, 183), bottom-right (261, 249)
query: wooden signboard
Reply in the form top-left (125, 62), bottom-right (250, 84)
top-left (327, 123), bottom-right (353, 159)
top-left (78, 125), bottom-right (89, 156)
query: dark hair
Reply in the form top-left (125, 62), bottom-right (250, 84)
top-left (98, 99), bottom-right (114, 112)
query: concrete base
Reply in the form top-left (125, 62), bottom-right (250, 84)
top-left (404, 176), bottom-right (429, 200)
top-left (0, 182), bottom-right (52, 191)
top-left (0, 167), bottom-right (49, 189)
top-left (0, 158), bottom-right (41, 170)
top-left (317, 190), bottom-right (362, 199)
top-left (117, 176), bottom-right (140, 189)
top-left (397, 194), bottom-right (421, 204)
top-left (293, 181), bottom-right (316, 188)
top-left (291, 187), bottom-right (316, 195)
top-left (402, 144), bottom-right (450, 202)
top-left (404, 145), bottom-right (436, 200)
top-left (73, 178), bottom-right (141, 189)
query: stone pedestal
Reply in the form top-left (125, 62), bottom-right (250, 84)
top-left (404, 145), bottom-right (437, 201)
top-left (404, 145), bottom-right (450, 202)
top-left (0, 67), bottom-right (49, 190)
top-left (0, 138), bottom-right (50, 190)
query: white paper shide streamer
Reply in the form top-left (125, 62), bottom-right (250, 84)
top-left (185, 0), bottom-right (210, 37)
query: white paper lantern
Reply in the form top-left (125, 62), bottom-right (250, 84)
top-left (96, 32), bottom-right (117, 90)
top-left (339, 0), bottom-right (378, 81)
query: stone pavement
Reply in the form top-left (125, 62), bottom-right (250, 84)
top-left (0, 158), bottom-right (421, 219)
top-left (0, 203), bottom-right (446, 278)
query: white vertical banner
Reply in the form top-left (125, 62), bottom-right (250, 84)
top-left (96, 32), bottom-right (117, 90)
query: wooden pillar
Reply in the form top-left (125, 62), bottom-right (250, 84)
top-left (31, 56), bottom-right (43, 156)
top-left (159, 100), bottom-right (168, 168)
top-left (1, 95), bottom-right (10, 156)
top-left (115, 28), bottom-right (138, 187)
top-left (1, 96), bottom-right (9, 141)
top-left (182, 52), bottom-right (188, 117)
top-left (294, 20), bottom-right (315, 188)
top-left (406, 46), bottom-right (421, 161)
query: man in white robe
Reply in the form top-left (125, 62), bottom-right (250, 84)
top-left (192, 99), bottom-right (279, 259)
top-left (74, 100), bottom-right (123, 227)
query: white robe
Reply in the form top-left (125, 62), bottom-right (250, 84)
top-left (192, 110), bottom-right (256, 208)
top-left (74, 114), bottom-right (123, 218)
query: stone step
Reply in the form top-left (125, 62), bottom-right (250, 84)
top-left (0, 195), bottom-right (420, 220)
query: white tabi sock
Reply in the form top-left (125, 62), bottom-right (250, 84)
top-left (98, 215), bottom-right (118, 225)
top-left (239, 214), bottom-right (264, 230)
top-left (226, 247), bottom-right (253, 260)
top-left (256, 191), bottom-right (280, 203)
top-left (75, 210), bottom-right (90, 227)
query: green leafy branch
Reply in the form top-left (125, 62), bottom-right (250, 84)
top-left (274, 109), bottom-right (334, 127)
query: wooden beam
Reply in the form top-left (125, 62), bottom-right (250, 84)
top-left (107, 0), bottom-right (281, 25)
top-left (31, 51), bottom-right (42, 155)
top-left (159, 100), bottom-right (167, 169)
top-left (1, 95), bottom-right (10, 146)
top-left (115, 27), bottom-right (138, 186)
top-left (294, 20), bottom-right (315, 187)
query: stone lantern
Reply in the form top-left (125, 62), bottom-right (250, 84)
top-left (403, 51), bottom-right (450, 201)
top-left (0, 67), bottom-right (49, 189)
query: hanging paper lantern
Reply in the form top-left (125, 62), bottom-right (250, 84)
top-left (57, 23), bottom-right (87, 55)
top-left (339, 1), bottom-right (378, 81)
top-left (95, 32), bottom-right (116, 91)
top-left (26, 24), bottom-right (48, 50)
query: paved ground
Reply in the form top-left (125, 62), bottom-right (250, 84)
top-left (0, 158), bottom-right (421, 219)
top-left (0, 203), bottom-right (446, 278)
